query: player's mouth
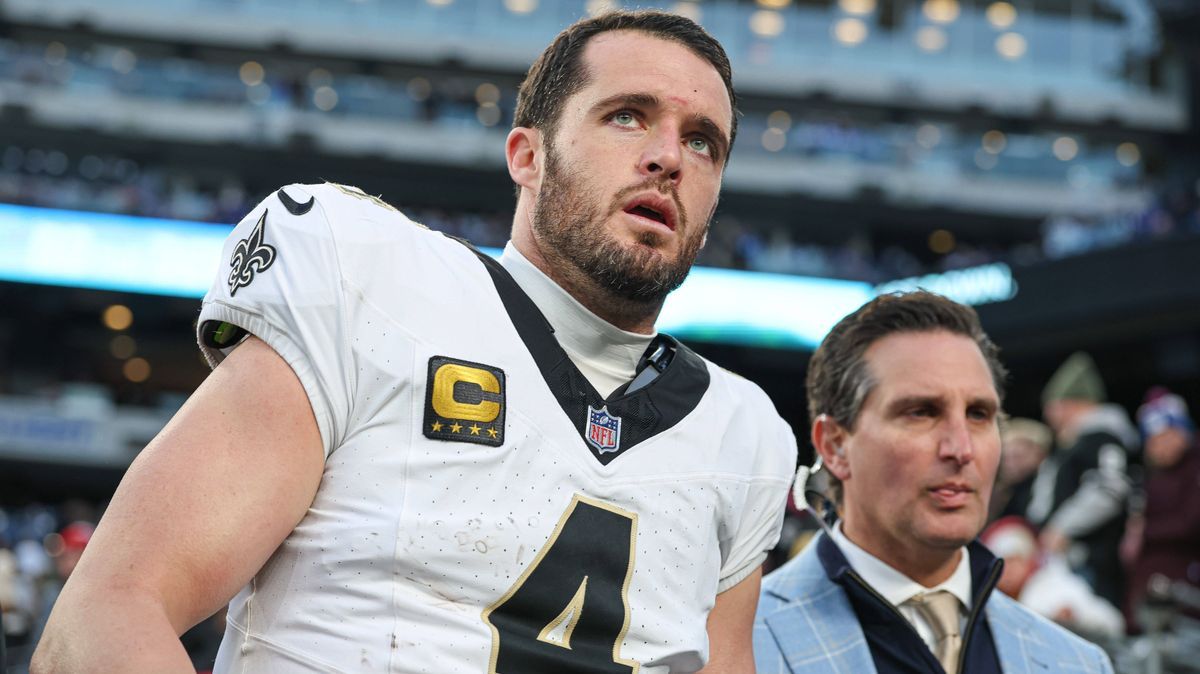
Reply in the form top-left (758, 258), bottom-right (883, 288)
top-left (621, 194), bottom-right (677, 232)
top-left (927, 482), bottom-right (973, 508)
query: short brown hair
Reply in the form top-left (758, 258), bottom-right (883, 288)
top-left (514, 10), bottom-right (738, 158)
top-left (806, 291), bottom-right (1008, 503)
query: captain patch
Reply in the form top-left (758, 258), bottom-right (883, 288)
top-left (423, 356), bottom-right (506, 447)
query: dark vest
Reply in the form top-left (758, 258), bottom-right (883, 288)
top-left (816, 534), bottom-right (1005, 674)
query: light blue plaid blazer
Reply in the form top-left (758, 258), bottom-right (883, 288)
top-left (753, 533), bottom-right (1114, 674)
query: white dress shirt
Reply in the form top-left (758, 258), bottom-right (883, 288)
top-left (500, 242), bottom-right (655, 398)
top-left (831, 522), bottom-right (973, 655)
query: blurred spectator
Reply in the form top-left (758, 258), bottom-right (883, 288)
top-left (49, 521), bottom-right (93, 581)
top-left (2, 545), bottom-right (38, 663)
top-left (1122, 388), bottom-right (1200, 633)
top-left (1028, 351), bottom-right (1138, 607)
top-left (982, 516), bottom-right (1125, 640)
top-left (990, 417), bottom-right (1054, 521)
top-left (25, 521), bottom-right (94, 659)
top-left (0, 508), bottom-right (96, 673)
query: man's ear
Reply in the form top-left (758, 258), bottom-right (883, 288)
top-left (506, 126), bottom-right (542, 193)
top-left (812, 414), bottom-right (851, 481)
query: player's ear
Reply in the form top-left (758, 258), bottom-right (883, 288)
top-left (506, 126), bottom-right (542, 193)
top-left (812, 414), bottom-right (851, 481)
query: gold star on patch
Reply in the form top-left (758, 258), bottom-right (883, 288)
top-left (430, 421), bottom-right (443, 432)
top-left (469, 424), bottom-right (481, 435)
top-left (449, 422), bottom-right (463, 433)
top-left (487, 427), bottom-right (498, 439)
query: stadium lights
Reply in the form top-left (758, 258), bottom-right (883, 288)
top-left (102, 305), bottom-right (133, 332)
top-left (756, 0), bottom-right (792, 9)
top-left (975, 149), bottom-right (999, 170)
top-left (239, 61), bottom-right (265, 87)
top-left (1116, 142), bottom-right (1140, 167)
top-left (995, 32), bottom-right (1027, 60)
top-left (982, 130), bottom-right (1007, 154)
top-left (916, 123), bottom-right (942, 149)
top-left (838, 0), bottom-right (876, 16)
top-left (110, 335), bottom-right (137, 360)
top-left (671, 2), bottom-right (702, 22)
top-left (922, 0), bottom-right (960, 24)
top-left (123, 358), bottom-right (152, 384)
top-left (313, 86), bottom-right (339, 112)
top-left (761, 127), bottom-right (787, 152)
top-left (833, 17), bottom-right (869, 46)
top-left (475, 83), bottom-right (501, 106)
top-left (928, 229), bottom-right (956, 254)
top-left (915, 26), bottom-right (948, 53)
top-left (1053, 136), bottom-right (1079, 161)
top-left (504, 0), bottom-right (537, 14)
top-left (750, 10), bottom-right (786, 38)
top-left (587, 0), bottom-right (619, 17)
top-left (986, 1), bottom-right (1017, 29)
top-left (767, 110), bottom-right (792, 132)
top-left (477, 103), bottom-right (502, 127)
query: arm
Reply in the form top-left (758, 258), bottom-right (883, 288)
top-left (32, 337), bottom-right (324, 674)
top-left (700, 567), bottom-right (762, 674)
top-left (1045, 442), bottom-right (1130, 542)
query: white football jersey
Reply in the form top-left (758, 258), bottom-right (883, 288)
top-left (197, 183), bottom-right (797, 673)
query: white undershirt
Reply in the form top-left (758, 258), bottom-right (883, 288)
top-left (831, 522), bottom-right (972, 656)
top-left (500, 243), bottom-right (656, 398)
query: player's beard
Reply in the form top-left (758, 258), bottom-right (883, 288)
top-left (532, 142), bottom-right (708, 305)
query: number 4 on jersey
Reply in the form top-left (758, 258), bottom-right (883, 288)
top-left (483, 494), bottom-right (639, 673)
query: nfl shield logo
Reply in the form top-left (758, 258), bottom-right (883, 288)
top-left (586, 405), bottom-right (622, 454)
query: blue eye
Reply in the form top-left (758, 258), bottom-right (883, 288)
top-left (688, 137), bottom-right (711, 155)
top-left (612, 111), bottom-right (637, 126)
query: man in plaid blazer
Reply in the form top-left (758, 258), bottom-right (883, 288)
top-left (754, 292), bottom-right (1113, 674)
top-left (754, 532), bottom-right (1114, 673)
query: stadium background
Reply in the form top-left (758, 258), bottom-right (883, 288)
top-left (0, 0), bottom-right (1198, 671)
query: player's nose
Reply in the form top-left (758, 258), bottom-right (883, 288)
top-left (638, 125), bottom-right (683, 185)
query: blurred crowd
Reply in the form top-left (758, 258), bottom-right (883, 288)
top-left (1, 141), bottom-right (1198, 285)
top-left (983, 356), bottom-right (1200, 672)
top-left (0, 501), bottom-right (224, 673)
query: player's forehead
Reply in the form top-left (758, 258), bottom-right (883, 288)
top-left (573, 30), bottom-right (732, 135)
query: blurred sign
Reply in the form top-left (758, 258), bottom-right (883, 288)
top-left (875, 263), bottom-right (1019, 306)
top-left (0, 397), bottom-right (110, 463)
top-left (0, 202), bottom-right (224, 297)
top-left (0, 203), bottom-right (1013, 350)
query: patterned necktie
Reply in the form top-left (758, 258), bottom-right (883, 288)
top-left (910, 590), bottom-right (963, 674)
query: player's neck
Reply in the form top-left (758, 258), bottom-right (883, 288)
top-left (511, 229), bottom-right (662, 335)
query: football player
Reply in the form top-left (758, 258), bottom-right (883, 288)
top-left (34, 10), bottom-right (797, 673)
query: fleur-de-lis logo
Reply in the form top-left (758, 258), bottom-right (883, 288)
top-left (227, 210), bottom-right (277, 296)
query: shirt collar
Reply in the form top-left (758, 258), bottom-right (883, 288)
top-left (831, 521), bottom-right (973, 610)
top-left (499, 241), bottom-right (654, 371)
